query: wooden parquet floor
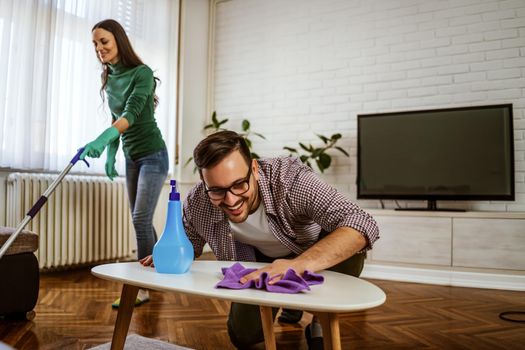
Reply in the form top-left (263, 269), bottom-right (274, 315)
top-left (1, 263), bottom-right (524, 350)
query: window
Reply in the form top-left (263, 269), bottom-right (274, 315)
top-left (0, 0), bottom-right (178, 175)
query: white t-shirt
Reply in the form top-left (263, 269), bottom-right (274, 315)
top-left (229, 203), bottom-right (292, 258)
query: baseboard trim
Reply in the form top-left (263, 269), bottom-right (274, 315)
top-left (362, 263), bottom-right (525, 291)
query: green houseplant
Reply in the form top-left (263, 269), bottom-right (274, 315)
top-left (204, 111), bottom-right (266, 159)
top-left (283, 133), bottom-right (349, 173)
top-left (187, 112), bottom-right (349, 174)
top-left (185, 111), bottom-right (266, 169)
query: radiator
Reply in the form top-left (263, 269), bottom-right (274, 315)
top-left (6, 173), bottom-right (135, 269)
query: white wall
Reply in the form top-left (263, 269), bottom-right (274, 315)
top-left (156, 0), bottom-right (211, 236)
top-left (177, 0), bottom-right (211, 190)
top-left (211, 0), bottom-right (525, 212)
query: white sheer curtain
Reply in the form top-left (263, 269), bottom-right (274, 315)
top-left (0, 0), bottom-right (178, 175)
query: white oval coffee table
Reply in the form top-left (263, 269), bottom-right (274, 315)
top-left (92, 261), bottom-right (386, 350)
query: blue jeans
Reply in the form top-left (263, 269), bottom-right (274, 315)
top-left (125, 148), bottom-right (169, 260)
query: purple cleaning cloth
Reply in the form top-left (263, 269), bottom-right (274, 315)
top-left (215, 262), bottom-right (324, 294)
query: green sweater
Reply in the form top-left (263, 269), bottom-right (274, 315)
top-left (106, 62), bottom-right (166, 160)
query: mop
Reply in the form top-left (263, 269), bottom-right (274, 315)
top-left (0, 148), bottom-right (89, 260)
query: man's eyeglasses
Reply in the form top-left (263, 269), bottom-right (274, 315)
top-left (204, 166), bottom-right (252, 200)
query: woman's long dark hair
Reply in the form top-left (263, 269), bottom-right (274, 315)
top-left (92, 19), bottom-right (160, 108)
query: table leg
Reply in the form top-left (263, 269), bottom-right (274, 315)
top-left (259, 305), bottom-right (276, 350)
top-left (317, 312), bottom-right (341, 350)
top-left (110, 284), bottom-right (139, 350)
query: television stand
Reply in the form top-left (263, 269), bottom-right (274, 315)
top-left (395, 200), bottom-right (466, 212)
top-left (364, 209), bottom-right (525, 290)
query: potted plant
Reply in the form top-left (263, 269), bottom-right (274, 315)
top-left (283, 133), bottom-right (349, 173)
top-left (185, 111), bottom-right (266, 170)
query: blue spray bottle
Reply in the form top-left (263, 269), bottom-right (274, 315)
top-left (152, 180), bottom-right (194, 274)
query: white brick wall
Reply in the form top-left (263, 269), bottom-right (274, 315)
top-left (213, 0), bottom-right (525, 212)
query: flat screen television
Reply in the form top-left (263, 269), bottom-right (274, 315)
top-left (357, 104), bottom-right (514, 211)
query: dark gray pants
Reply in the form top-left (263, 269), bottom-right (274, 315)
top-left (227, 248), bottom-right (366, 348)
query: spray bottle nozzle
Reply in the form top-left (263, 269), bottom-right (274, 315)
top-left (169, 179), bottom-right (180, 201)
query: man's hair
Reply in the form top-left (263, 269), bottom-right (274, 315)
top-left (193, 131), bottom-right (252, 175)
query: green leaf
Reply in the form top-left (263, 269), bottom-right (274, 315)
top-left (211, 112), bottom-right (220, 128)
top-left (317, 134), bottom-right (329, 144)
top-left (335, 146), bottom-right (350, 157)
top-left (283, 146), bottom-right (298, 153)
top-left (318, 153), bottom-right (331, 171)
top-left (244, 138), bottom-right (252, 149)
top-left (311, 148), bottom-right (323, 158)
top-left (300, 155), bottom-right (309, 163)
top-left (251, 152), bottom-right (260, 159)
top-left (242, 119), bottom-right (250, 132)
top-left (184, 156), bottom-right (194, 167)
top-left (204, 123), bottom-right (214, 130)
top-left (299, 143), bottom-right (311, 152)
top-left (331, 133), bottom-right (342, 141)
top-left (305, 160), bottom-right (312, 168)
top-left (316, 160), bottom-right (325, 173)
top-left (254, 132), bottom-right (266, 140)
top-left (217, 118), bottom-right (229, 127)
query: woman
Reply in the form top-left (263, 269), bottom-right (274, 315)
top-left (81, 19), bottom-right (168, 308)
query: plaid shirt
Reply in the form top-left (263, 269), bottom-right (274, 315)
top-left (183, 157), bottom-right (379, 262)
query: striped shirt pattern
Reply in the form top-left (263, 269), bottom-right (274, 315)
top-left (183, 157), bottom-right (380, 262)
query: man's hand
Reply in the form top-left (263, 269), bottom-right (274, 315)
top-left (239, 227), bottom-right (367, 285)
top-left (239, 258), bottom-right (308, 285)
top-left (139, 255), bottom-right (155, 267)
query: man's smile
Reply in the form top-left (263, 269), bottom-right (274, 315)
top-left (221, 199), bottom-right (246, 216)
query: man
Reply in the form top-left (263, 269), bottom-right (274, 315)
top-left (141, 130), bottom-right (379, 349)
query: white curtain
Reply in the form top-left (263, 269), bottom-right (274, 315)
top-left (0, 0), bottom-right (178, 175)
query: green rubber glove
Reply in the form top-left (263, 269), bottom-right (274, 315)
top-left (80, 126), bottom-right (120, 160)
top-left (105, 137), bottom-right (119, 180)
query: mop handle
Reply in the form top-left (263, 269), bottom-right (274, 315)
top-left (0, 148), bottom-right (89, 259)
